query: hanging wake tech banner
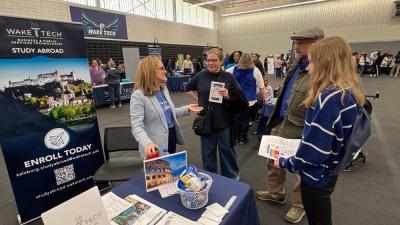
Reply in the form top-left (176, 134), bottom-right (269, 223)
top-left (0, 16), bottom-right (105, 223)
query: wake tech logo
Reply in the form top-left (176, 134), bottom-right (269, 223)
top-left (80, 9), bottom-right (119, 38)
top-left (44, 128), bottom-right (70, 150)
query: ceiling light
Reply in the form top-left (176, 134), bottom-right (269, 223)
top-left (222, 0), bottom-right (328, 17)
top-left (189, 0), bottom-right (224, 8)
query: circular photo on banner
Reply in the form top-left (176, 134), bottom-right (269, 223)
top-left (44, 128), bottom-right (70, 150)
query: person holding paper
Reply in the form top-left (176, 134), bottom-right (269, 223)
top-left (256, 27), bottom-right (324, 224)
top-left (185, 48), bottom-right (247, 180)
top-left (130, 55), bottom-right (202, 158)
top-left (226, 52), bottom-right (267, 144)
top-left (277, 36), bottom-right (364, 225)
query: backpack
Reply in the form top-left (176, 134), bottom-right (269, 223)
top-left (330, 97), bottom-right (372, 176)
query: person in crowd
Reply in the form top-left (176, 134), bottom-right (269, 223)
top-left (277, 36), bottom-right (364, 225)
top-left (130, 55), bottom-right (202, 158)
top-left (89, 59), bottom-right (106, 86)
top-left (223, 53), bottom-right (230, 69)
top-left (186, 48), bottom-right (247, 180)
top-left (274, 56), bottom-right (283, 78)
top-left (252, 53), bottom-right (266, 76)
top-left (167, 58), bottom-right (177, 76)
top-left (103, 57), bottom-right (114, 72)
top-left (106, 60), bottom-right (122, 109)
top-left (226, 53), bottom-right (267, 144)
top-left (264, 56), bottom-right (269, 74)
top-left (390, 51), bottom-right (400, 77)
top-left (118, 60), bottom-right (126, 80)
top-left (380, 53), bottom-right (393, 75)
top-left (371, 51), bottom-right (382, 77)
top-left (264, 77), bottom-right (273, 102)
top-left (256, 27), bottom-right (325, 224)
top-left (183, 54), bottom-right (194, 74)
top-left (195, 56), bottom-right (204, 74)
top-left (225, 51), bottom-right (242, 70)
top-left (359, 52), bottom-right (368, 76)
top-left (256, 77), bottom-right (274, 140)
top-left (203, 53), bottom-right (208, 68)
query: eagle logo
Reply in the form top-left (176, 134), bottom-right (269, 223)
top-left (80, 9), bottom-right (120, 36)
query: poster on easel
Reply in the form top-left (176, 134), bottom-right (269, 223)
top-left (0, 16), bottom-right (105, 224)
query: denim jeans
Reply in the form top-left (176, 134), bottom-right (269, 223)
top-left (200, 127), bottom-right (240, 178)
top-left (108, 83), bottom-right (121, 106)
top-left (275, 68), bottom-right (282, 78)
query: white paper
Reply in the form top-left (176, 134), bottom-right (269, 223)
top-left (224, 196), bottom-right (237, 210)
top-left (206, 203), bottom-right (229, 217)
top-left (198, 216), bottom-right (220, 225)
top-left (159, 181), bottom-right (179, 198)
top-left (201, 210), bottom-right (223, 223)
top-left (258, 135), bottom-right (301, 160)
top-left (156, 212), bottom-right (200, 225)
top-left (42, 187), bottom-right (111, 225)
top-left (110, 194), bottom-right (167, 225)
top-left (102, 192), bottom-right (132, 220)
top-left (208, 81), bottom-right (225, 103)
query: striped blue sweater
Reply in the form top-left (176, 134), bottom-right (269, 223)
top-left (279, 88), bottom-right (357, 188)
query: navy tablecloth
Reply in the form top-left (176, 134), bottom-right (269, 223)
top-left (92, 82), bottom-right (134, 107)
top-left (112, 171), bottom-right (260, 225)
top-left (167, 76), bottom-right (191, 92)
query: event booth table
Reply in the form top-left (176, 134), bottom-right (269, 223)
top-left (92, 82), bottom-right (134, 107)
top-left (112, 171), bottom-right (260, 225)
top-left (167, 75), bottom-right (191, 92)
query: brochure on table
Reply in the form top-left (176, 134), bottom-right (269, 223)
top-left (258, 135), bottom-right (301, 160)
top-left (144, 151), bottom-right (187, 192)
top-left (41, 187), bottom-right (110, 225)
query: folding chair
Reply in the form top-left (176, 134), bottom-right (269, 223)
top-left (93, 125), bottom-right (143, 187)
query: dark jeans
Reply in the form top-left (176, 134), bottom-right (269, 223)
top-left (108, 84), bottom-right (121, 106)
top-left (301, 176), bottom-right (338, 225)
top-left (168, 127), bottom-right (177, 154)
top-left (235, 104), bottom-right (258, 139)
top-left (360, 65), bottom-right (365, 75)
top-left (200, 127), bottom-right (240, 178)
top-left (275, 68), bottom-right (283, 78)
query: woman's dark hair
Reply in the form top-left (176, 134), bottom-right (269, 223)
top-left (229, 51), bottom-right (243, 63)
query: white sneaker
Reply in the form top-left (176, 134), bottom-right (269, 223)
top-left (118, 103), bottom-right (122, 107)
top-left (110, 105), bottom-right (115, 109)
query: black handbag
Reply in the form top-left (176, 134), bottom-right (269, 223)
top-left (192, 107), bottom-right (212, 135)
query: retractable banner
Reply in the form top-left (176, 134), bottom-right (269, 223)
top-left (0, 16), bottom-right (105, 223)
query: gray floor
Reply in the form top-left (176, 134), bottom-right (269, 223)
top-left (1, 75), bottom-right (400, 225)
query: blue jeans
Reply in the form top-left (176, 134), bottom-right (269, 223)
top-left (108, 84), bottom-right (121, 106)
top-left (275, 68), bottom-right (282, 78)
top-left (200, 127), bottom-right (240, 178)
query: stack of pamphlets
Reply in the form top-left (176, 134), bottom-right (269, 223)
top-left (102, 192), bottom-right (167, 225)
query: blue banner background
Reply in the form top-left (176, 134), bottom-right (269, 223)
top-left (70, 6), bottom-right (128, 40)
top-left (0, 16), bottom-right (105, 223)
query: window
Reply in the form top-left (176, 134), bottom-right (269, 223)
top-left (63, 0), bottom-right (96, 7)
top-left (63, 0), bottom-right (213, 28)
top-left (100, 0), bottom-right (174, 21)
top-left (175, 0), bottom-right (214, 29)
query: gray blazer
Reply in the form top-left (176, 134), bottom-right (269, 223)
top-left (130, 88), bottom-right (190, 158)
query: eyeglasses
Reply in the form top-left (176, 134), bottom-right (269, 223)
top-left (156, 66), bottom-right (165, 71)
top-left (207, 59), bottom-right (219, 62)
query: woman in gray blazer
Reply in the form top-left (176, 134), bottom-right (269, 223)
top-left (130, 55), bottom-right (202, 158)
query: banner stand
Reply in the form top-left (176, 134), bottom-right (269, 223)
top-left (0, 16), bottom-right (105, 224)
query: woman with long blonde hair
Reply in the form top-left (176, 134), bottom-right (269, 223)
top-left (130, 55), bottom-right (202, 158)
top-left (277, 37), bottom-right (365, 225)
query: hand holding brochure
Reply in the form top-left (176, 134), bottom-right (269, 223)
top-left (258, 135), bottom-right (301, 160)
top-left (209, 81), bottom-right (225, 103)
